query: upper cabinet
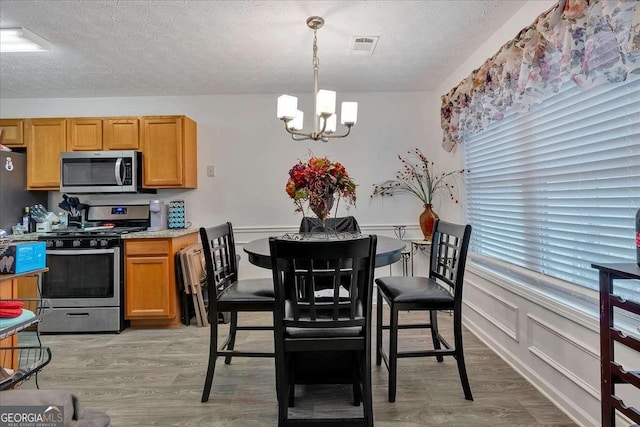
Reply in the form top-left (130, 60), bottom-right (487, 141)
top-left (68, 117), bottom-right (139, 151)
top-left (25, 118), bottom-right (67, 190)
top-left (67, 118), bottom-right (103, 151)
top-left (2, 115), bottom-right (196, 190)
top-left (104, 118), bottom-right (139, 150)
top-left (141, 116), bottom-right (197, 188)
top-left (0, 119), bottom-right (25, 147)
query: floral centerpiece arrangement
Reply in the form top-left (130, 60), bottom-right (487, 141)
top-left (371, 148), bottom-right (464, 239)
top-left (286, 155), bottom-right (357, 222)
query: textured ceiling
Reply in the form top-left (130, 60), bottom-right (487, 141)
top-left (0, 0), bottom-right (527, 99)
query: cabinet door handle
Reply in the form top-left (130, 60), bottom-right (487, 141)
top-left (66, 313), bottom-right (90, 318)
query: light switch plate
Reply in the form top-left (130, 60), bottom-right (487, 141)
top-left (206, 165), bottom-right (215, 177)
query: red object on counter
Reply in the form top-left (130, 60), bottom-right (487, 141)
top-left (0, 300), bottom-right (24, 318)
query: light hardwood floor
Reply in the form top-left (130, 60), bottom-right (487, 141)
top-left (18, 310), bottom-right (576, 426)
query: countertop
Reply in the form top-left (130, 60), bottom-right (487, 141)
top-left (6, 227), bottom-right (199, 242)
top-left (0, 267), bottom-right (49, 282)
top-left (121, 227), bottom-right (199, 239)
top-left (5, 233), bottom-right (42, 242)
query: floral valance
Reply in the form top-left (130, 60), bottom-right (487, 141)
top-left (440, 0), bottom-right (640, 152)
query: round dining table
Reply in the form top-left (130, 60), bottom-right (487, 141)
top-left (243, 234), bottom-right (406, 269)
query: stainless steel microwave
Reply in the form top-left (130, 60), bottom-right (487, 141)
top-left (60, 150), bottom-right (143, 193)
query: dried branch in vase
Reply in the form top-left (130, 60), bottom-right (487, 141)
top-left (371, 148), bottom-right (464, 205)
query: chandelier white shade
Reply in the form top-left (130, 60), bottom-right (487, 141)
top-left (276, 17), bottom-right (357, 142)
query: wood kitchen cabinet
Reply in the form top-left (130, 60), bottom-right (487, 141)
top-left (124, 232), bottom-right (198, 327)
top-left (3, 114), bottom-right (196, 190)
top-left (0, 119), bottom-right (25, 146)
top-left (25, 118), bottom-right (67, 190)
top-left (141, 116), bottom-right (197, 188)
top-left (0, 276), bottom-right (18, 368)
top-left (68, 117), bottom-right (139, 151)
top-left (67, 118), bottom-right (103, 151)
top-left (104, 118), bottom-right (139, 150)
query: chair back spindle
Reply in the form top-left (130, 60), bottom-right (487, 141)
top-left (271, 238), bottom-right (376, 331)
top-left (201, 223), bottom-right (239, 298)
top-left (430, 221), bottom-right (470, 293)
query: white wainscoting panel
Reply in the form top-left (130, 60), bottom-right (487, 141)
top-left (526, 314), bottom-right (600, 398)
top-left (464, 280), bottom-right (520, 342)
top-left (461, 266), bottom-right (635, 427)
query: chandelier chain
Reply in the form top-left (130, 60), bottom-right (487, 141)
top-left (312, 29), bottom-right (319, 69)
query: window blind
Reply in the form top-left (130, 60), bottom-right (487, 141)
top-left (463, 76), bottom-right (640, 300)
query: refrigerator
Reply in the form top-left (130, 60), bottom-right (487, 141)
top-left (0, 151), bottom-right (48, 234)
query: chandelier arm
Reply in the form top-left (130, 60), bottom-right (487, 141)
top-left (287, 129), bottom-right (314, 139)
top-left (318, 115), bottom-right (328, 134)
top-left (322, 124), bottom-right (353, 139)
top-left (282, 120), bottom-right (311, 138)
top-left (281, 121), bottom-right (315, 141)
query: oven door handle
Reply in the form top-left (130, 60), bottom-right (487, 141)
top-left (115, 158), bottom-right (124, 186)
top-left (66, 312), bottom-right (90, 318)
top-left (47, 248), bottom-right (117, 255)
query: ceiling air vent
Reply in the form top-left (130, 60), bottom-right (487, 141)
top-left (349, 35), bottom-right (379, 56)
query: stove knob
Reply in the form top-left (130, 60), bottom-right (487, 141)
top-left (89, 239), bottom-right (97, 247)
top-left (72, 240), bottom-right (81, 247)
top-left (55, 240), bottom-right (64, 248)
top-left (100, 240), bottom-right (109, 247)
top-left (46, 240), bottom-right (54, 248)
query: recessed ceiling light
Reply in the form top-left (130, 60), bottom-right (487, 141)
top-left (0, 27), bottom-right (50, 53)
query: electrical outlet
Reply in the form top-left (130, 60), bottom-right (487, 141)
top-left (206, 165), bottom-right (215, 177)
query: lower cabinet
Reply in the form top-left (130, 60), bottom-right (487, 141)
top-left (124, 232), bottom-right (198, 327)
top-left (0, 278), bottom-right (18, 368)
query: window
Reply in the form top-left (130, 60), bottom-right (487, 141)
top-left (463, 76), bottom-right (640, 301)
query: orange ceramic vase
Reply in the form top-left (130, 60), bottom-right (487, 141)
top-left (419, 204), bottom-right (438, 240)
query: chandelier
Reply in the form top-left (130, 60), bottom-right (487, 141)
top-left (276, 16), bottom-right (358, 142)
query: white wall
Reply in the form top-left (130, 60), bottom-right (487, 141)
top-left (1, 90), bottom-right (465, 231)
top-left (1, 90), bottom-right (455, 280)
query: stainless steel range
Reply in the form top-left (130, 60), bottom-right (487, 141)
top-left (38, 204), bottom-right (150, 333)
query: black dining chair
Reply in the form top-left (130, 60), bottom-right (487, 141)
top-left (199, 223), bottom-right (275, 402)
top-left (299, 216), bottom-right (362, 294)
top-left (269, 235), bottom-right (377, 427)
top-left (375, 219), bottom-right (473, 402)
top-left (299, 216), bottom-right (361, 234)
